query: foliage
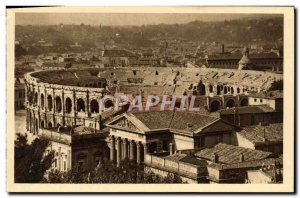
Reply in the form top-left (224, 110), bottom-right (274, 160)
top-left (269, 80), bottom-right (283, 91)
top-left (14, 133), bottom-right (54, 183)
top-left (46, 159), bottom-right (185, 184)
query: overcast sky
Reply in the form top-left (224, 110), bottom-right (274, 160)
top-left (15, 13), bottom-right (281, 26)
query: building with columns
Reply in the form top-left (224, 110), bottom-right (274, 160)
top-left (105, 111), bottom-right (237, 166)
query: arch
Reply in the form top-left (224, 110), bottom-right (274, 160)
top-left (65, 97), bottom-right (72, 113)
top-left (240, 98), bottom-right (248, 106)
top-left (35, 118), bottom-right (39, 133)
top-left (231, 87), bottom-right (234, 94)
top-left (40, 120), bottom-right (45, 128)
top-left (104, 99), bottom-right (113, 109)
top-left (197, 81), bottom-right (206, 95)
top-left (48, 122), bottom-right (53, 128)
top-left (77, 98), bottom-right (85, 112)
top-left (47, 95), bottom-right (53, 111)
top-left (34, 92), bottom-right (38, 105)
top-left (209, 85), bottom-right (213, 93)
top-left (210, 100), bottom-right (220, 112)
top-left (41, 94), bottom-right (45, 109)
top-left (175, 101), bottom-right (181, 108)
top-left (217, 85), bottom-right (221, 95)
top-left (224, 86), bottom-right (228, 94)
top-left (237, 87), bottom-right (240, 94)
top-left (90, 99), bottom-right (99, 113)
top-left (225, 99), bottom-right (235, 108)
top-left (55, 96), bottom-right (62, 113)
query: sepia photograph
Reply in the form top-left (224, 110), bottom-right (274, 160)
top-left (6, 6), bottom-right (294, 193)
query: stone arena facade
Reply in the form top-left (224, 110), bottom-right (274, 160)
top-left (24, 67), bottom-right (283, 135)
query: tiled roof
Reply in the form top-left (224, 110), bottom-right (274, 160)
top-left (131, 110), bottom-right (220, 134)
top-left (220, 105), bottom-right (275, 115)
top-left (249, 91), bottom-right (283, 99)
top-left (130, 111), bottom-right (174, 130)
top-left (195, 143), bottom-right (274, 164)
top-left (208, 157), bottom-right (282, 170)
top-left (170, 111), bottom-right (219, 132)
top-left (238, 123), bottom-right (283, 143)
top-left (164, 153), bottom-right (208, 167)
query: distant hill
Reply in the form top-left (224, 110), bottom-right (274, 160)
top-left (15, 17), bottom-right (283, 55)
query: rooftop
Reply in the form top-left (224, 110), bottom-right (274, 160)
top-left (238, 123), bottom-right (283, 144)
top-left (130, 110), bottom-right (219, 134)
top-left (249, 90), bottom-right (283, 99)
top-left (195, 143), bottom-right (274, 164)
top-left (101, 49), bottom-right (136, 57)
top-left (220, 105), bottom-right (275, 115)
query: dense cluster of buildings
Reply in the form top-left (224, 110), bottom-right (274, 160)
top-left (21, 64), bottom-right (284, 183)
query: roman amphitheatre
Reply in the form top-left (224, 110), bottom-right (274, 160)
top-left (24, 66), bottom-right (283, 133)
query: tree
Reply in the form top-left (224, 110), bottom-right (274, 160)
top-left (15, 133), bottom-right (54, 183)
top-left (45, 159), bottom-right (185, 184)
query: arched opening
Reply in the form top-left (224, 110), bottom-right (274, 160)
top-left (47, 95), bottom-right (53, 111)
top-left (90, 99), bottom-right (99, 113)
top-left (231, 87), bottom-right (234, 94)
top-left (198, 81), bottom-right (206, 95)
top-left (102, 83), bottom-right (107, 88)
top-left (226, 99), bottom-right (235, 108)
top-left (224, 86), bottom-right (228, 94)
top-left (175, 101), bottom-right (181, 108)
top-left (104, 99), bottom-right (113, 109)
top-left (35, 118), bottom-right (39, 133)
top-left (34, 92), bottom-right (38, 105)
top-left (77, 98), bottom-right (85, 112)
top-left (237, 87), bottom-right (240, 94)
top-left (210, 100), bottom-right (220, 112)
top-left (209, 85), bottom-right (213, 93)
top-left (65, 97), bottom-right (72, 113)
top-left (48, 122), bottom-right (53, 128)
top-left (40, 120), bottom-right (44, 128)
top-left (41, 94), bottom-right (45, 109)
top-left (217, 85), bottom-right (221, 95)
top-left (240, 98), bottom-right (248, 106)
top-left (55, 96), bottom-right (62, 113)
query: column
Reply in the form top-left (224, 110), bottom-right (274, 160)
top-left (116, 137), bottom-right (121, 167)
top-left (122, 139), bottom-right (128, 160)
top-left (143, 143), bottom-right (149, 159)
top-left (136, 142), bottom-right (141, 164)
top-left (62, 89), bottom-right (65, 125)
top-left (129, 141), bottom-right (135, 161)
top-left (68, 150), bottom-right (72, 171)
top-left (110, 136), bottom-right (115, 161)
top-left (73, 90), bottom-right (77, 125)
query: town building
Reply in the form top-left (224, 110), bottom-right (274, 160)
top-left (233, 123), bottom-right (283, 154)
top-left (219, 105), bottom-right (283, 127)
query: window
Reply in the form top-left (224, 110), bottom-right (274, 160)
top-left (54, 159), bottom-right (57, 168)
top-left (251, 115), bottom-right (255, 125)
top-left (260, 99), bottom-right (263, 103)
top-left (64, 161), bottom-right (66, 171)
top-left (254, 98), bottom-right (257, 102)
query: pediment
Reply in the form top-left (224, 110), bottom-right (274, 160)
top-left (107, 115), bottom-right (145, 132)
top-left (200, 120), bottom-right (234, 133)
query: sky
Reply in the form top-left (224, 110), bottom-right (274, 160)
top-left (15, 13), bottom-right (281, 26)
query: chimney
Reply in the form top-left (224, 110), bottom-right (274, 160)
top-left (169, 143), bottom-right (174, 155)
top-left (239, 153), bottom-right (244, 162)
top-left (187, 123), bottom-right (193, 128)
top-left (212, 152), bottom-right (219, 163)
